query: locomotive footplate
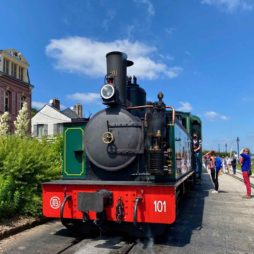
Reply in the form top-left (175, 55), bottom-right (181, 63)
top-left (78, 190), bottom-right (112, 213)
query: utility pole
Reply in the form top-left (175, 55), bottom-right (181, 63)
top-left (236, 137), bottom-right (240, 160)
top-left (225, 143), bottom-right (227, 154)
top-left (218, 144), bottom-right (220, 153)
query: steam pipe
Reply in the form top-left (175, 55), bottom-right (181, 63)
top-left (133, 196), bottom-right (142, 226)
top-left (165, 106), bottom-right (175, 125)
top-left (60, 194), bottom-right (71, 226)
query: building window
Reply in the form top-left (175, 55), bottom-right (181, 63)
top-left (36, 124), bottom-right (48, 137)
top-left (5, 91), bottom-right (11, 112)
top-left (20, 96), bottom-right (26, 109)
top-left (53, 123), bottom-right (63, 135)
top-left (19, 66), bottom-right (24, 81)
top-left (3, 58), bottom-right (10, 75)
top-left (11, 62), bottom-right (17, 78)
top-left (33, 125), bottom-right (37, 137)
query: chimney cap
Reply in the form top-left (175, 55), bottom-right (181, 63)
top-left (49, 98), bottom-right (60, 110)
top-left (73, 103), bottom-right (83, 118)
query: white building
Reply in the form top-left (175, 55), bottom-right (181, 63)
top-left (32, 99), bottom-right (82, 137)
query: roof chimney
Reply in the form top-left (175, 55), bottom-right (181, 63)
top-left (50, 98), bottom-right (60, 110)
top-left (73, 103), bottom-right (83, 118)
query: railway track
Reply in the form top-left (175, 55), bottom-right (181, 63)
top-left (0, 221), bottom-right (136, 254)
top-left (57, 236), bottom-right (135, 254)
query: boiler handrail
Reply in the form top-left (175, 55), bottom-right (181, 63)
top-left (127, 105), bottom-right (154, 109)
top-left (127, 105), bottom-right (175, 125)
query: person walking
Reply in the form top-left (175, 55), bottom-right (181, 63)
top-left (231, 156), bottom-right (237, 175)
top-left (222, 157), bottom-right (226, 173)
top-left (192, 133), bottom-right (202, 180)
top-left (226, 157), bottom-right (231, 173)
top-left (204, 151), bottom-right (219, 193)
top-left (240, 148), bottom-right (251, 199)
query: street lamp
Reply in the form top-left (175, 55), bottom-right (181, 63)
top-left (236, 137), bottom-right (240, 160)
top-left (225, 143), bottom-right (227, 154)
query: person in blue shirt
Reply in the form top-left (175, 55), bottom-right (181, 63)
top-left (240, 148), bottom-right (251, 199)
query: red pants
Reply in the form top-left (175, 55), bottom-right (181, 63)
top-left (242, 171), bottom-right (251, 197)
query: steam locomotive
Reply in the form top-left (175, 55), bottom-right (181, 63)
top-left (42, 51), bottom-right (202, 237)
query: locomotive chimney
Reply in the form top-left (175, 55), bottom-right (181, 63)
top-left (106, 51), bottom-right (133, 106)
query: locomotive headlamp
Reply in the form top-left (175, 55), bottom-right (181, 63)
top-left (100, 84), bottom-right (115, 100)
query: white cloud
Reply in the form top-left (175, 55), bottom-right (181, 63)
top-left (126, 25), bottom-right (135, 39)
top-left (102, 9), bottom-right (116, 30)
top-left (46, 37), bottom-right (182, 80)
top-left (32, 101), bottom-right (46, 109)
top-left (67, 92), bottom-right (101, 104)
top-left (178, 101), bottom-right (193, 112)
top-left (204, 111), bottom-right (229, 121)
top-left (201, 0), bottom-right (253, 12)
top-left (134, 0), bottom-right (155, 16)
top-left (159, 54), bottom-right (174, 61)
top-left (165, 27), bottom-right (175, 36)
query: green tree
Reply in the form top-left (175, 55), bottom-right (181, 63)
top-left (31, 108), bottom-right (38, 118)
top-left (0, 135), bottom-right (62, 218)
top-left (0, 112), bottom-right (9, 136)
top-left (14, 102), bottom-right (30, 137)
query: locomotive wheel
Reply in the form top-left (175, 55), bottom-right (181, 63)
top-left (62, 219), bottom-right (100, 237)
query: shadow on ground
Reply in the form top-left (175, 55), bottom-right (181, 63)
top-left (155, 172), bottom-right (213, 247)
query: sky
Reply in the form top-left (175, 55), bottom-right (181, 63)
top-left (1, 0), bottom-right (254, 152)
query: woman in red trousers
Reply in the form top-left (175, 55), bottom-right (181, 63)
top-left (240, 148), bottom-right (251, 199)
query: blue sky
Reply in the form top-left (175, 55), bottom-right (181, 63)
top-left (1, 0), bottom-right (254, 152)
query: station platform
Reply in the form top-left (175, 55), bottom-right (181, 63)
top-left (235, 169), bottom-right (254, 185)
top-left (132, 170), bottom-right (254, 254)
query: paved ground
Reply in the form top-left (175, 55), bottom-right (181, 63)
top-left (236, 169), bottom-right (254, 185)
top-left (131, 171), bottom-right (254, 254)
top-left (1, 171), bottom-right (254, 254)
top-left (0, 221), bottom-right (76, 254)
